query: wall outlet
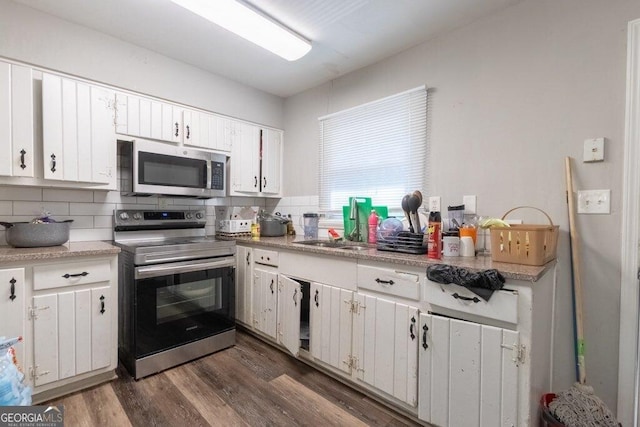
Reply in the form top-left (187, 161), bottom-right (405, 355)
top-left (463, 195), bottom-right (477, 215)
top-left (577, 189), bottom-right (611, 214)
top-left (429, 196), bottom-right (441, 212)
top-left (583, 138), bottom-right (605, 162)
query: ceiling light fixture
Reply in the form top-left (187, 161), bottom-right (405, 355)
top-left (170, 0), bottom-right (312, 61)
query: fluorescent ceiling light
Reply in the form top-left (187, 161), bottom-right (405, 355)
top-left (170, 0), bottom-right (312, 61)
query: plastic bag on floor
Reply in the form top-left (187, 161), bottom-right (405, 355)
top-left (0, 337), bottom-right (32, 406)
top-left (426, 264), bottom-right (505, 301)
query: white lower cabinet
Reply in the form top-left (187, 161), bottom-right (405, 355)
top-left (352, 293), bottom-right (419, 407)
top-left (32, 286), bottom-right (111, 387)
top-left (0, 268), bottom-right (26, 370)
top-left (240, 246), bottom-right (554, 426)
top-left (0, 255), bottom-right (118, 402)
top-left (309, 282), bottom-right (353, 374)
top-left (235, 245), bottom-right (253, 326)
top-left (252, 265), bottom-right (278, 340)
top-left (418, 313), bottom-right (519, 427)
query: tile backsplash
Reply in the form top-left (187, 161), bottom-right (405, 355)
top-left (0, 186), bottom-right (322, 245)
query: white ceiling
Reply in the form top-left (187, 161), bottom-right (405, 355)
top-left (13, 0), bottom-right (522, 98)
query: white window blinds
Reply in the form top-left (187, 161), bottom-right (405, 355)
top-left (318, 86), bottom-right (428, 212)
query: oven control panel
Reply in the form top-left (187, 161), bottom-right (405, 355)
top-left (114, 209), bottom-right (206, 230)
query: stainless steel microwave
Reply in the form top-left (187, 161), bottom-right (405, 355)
top-left (118, 138), bottom-right (226, 198)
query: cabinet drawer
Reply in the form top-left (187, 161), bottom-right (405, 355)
top-left (357, 264), bottom-right (421, 300)
top-left (424, 279), bottom-right (518, 325)
top-left (34, 259), bottom-right (111, 290)
top-left (254, 249), bottom-right (278, 267)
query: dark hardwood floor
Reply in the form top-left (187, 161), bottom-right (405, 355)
top-left (46, 330), bottom-right (422, 426)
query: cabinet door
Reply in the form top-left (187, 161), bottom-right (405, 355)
top-left (42, 74), bottom-right (115, 186)
top-left (90, 86), bottom-right (116, 186)
top-left (162, 103), bottom-right (182, 143)
top-left (91, 286), bottom-right (111, 370)
top-left (182, 109), bottom-right (200, 147)
top-left (0, 268), bottom-right (26, 370)
top-left (310, 282), bottom-right (353, 374)
top-left (138, 97), bottom-right (152, 138)
top-left (10, 64), bottom-right (34, 177)
top-left (278, 275), bottom-right (301, 356)
top-left (261, 129), bottom-right (282, 195)
top-left (418, 313), bottom-right (520, 427)
top-left (150, 100), bottom-right (162, 141)
top-left (253, 266), bottom-right (277, 340)
top-left (32, 293), bottom-right (59, 386)
top-left (209, 115), bottom-right (232, 152)
top-left (353, 293), bottom-right (418, 407)
top-left (230, 122), bottom-right (260, 194)
top-left (0, 63), bottom-right (34, 178)
top-left (235, 246), bottom-right (253, 326)
top-left (42, 73), bottom-right (64, 180)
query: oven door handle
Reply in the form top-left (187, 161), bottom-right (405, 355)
top-left (135, 258), bottom-right (234, 279)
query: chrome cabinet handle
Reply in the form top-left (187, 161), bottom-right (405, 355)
top-left (50, 153), bottom-right (56, 173)
top-left (175, 122), bottom-right (179, 137)
top-left (19, 149), bottom-right (26, 169)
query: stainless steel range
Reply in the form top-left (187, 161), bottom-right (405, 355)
top-left (114, 209), bottom-right (236, 379)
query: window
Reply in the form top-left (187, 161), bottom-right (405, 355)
top-left (318, 86), bottom-right (428, 213)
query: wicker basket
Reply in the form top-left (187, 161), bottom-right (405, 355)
top-left (490, 206), bottom-right (559, 266)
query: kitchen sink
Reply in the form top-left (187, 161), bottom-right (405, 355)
top-left (292, 240), bottom-right (374, 251)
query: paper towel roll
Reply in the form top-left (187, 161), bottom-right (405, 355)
top-left (460, 236), bottom-right (475, 257)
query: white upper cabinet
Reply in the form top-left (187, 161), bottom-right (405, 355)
top-left (0, 61), bottom-right (34, 177)
top-left (115, 93), bottom-right (182, 144)
top-left (116, 92), bottom-right (232, 153)
top-left (229, 125), bottom-right (282, 197)
top-left (42, 73), bottom-right (116, 188)
top-left (261, 129), bottom-right (282, 195)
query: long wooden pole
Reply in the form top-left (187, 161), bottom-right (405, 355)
top-left (565, 156), bottom-right (586, 384)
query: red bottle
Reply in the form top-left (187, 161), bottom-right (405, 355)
top-left (368, 209), bottom-right (379, 244)
top-left (427, 211), bottom-right (442, 259)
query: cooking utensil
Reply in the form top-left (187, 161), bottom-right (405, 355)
top-left (0, 219), bottom-right (73, 247)
top-left (409, 191), bottom-right (423, 233)
top-left (257, 211), bottom-right (288, 237)
top-left (401, 194), bottom-right (414, 233)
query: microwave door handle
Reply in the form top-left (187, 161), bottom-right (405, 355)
top-left (135, 258), bottom-right (234, 279)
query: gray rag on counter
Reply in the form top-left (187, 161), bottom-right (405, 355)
top-left (426, 264), bottom-right (505, 301)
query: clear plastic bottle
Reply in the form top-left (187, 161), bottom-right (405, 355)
top-left (368, 209), bottom-right (379, 244)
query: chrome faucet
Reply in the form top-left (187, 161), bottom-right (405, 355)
top-left (348, 198), bottom-right (361, 242)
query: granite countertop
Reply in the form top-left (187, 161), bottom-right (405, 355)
top-left (0, 241), bottom-right (120, 262)
top-left (231, 235), bottom-right (554, 282)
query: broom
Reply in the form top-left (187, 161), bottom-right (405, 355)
top-left (547, 157), bottom-right (618, 426)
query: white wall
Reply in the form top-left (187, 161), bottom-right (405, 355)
top-left (283, 0), bottom-right (640, 411)
top-left (0, 0), bottom-right (283, 128)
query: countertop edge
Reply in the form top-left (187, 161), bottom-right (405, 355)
top-left (229, 236), bottom-right (553, 282)
top-left (0, 241), bottom-right (121, 262)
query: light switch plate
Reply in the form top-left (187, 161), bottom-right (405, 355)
top-left (577, 189), bottom-right (611, 214)
top-left (429, 196), bottom-right (441, 212)
top-left (583, 138), bottom-right (605, 163)
top-left (463, 195), bottom-right (477, 215)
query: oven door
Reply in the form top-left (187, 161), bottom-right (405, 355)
top-left (133, 257), bottom-right (235, 358)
